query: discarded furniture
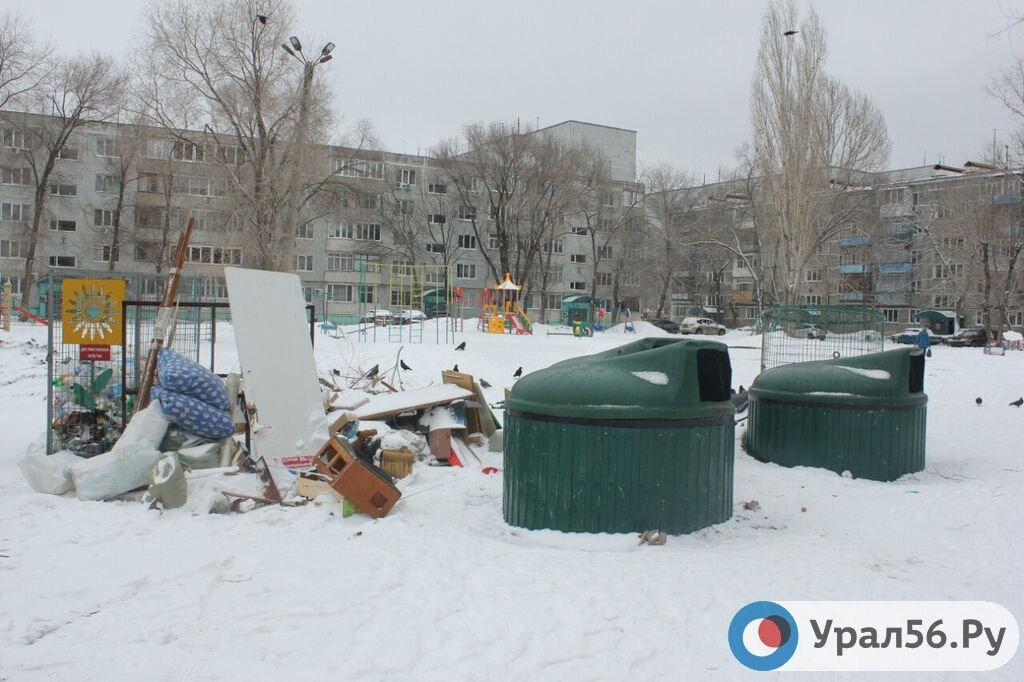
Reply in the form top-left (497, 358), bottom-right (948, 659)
top-left (503, 337), bottom-right (735, 534)
top-left (745, 347), bottom-right (927, 481)
top-left (314, 439), bottom-right (401, 518)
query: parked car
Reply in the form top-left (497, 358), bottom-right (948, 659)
top-left (395, 309), bottom-right (427, 324)
top-left (890, 327), bottom-right (933, 345)
top-left (359, 309), bottom-right (394, 325)
top-left (794, 323), bottom-right (826, 340)
top-left (679, 317), bottom-right (726, 335)
top-left (649, 318), bottom-right (681, 334)
top-left (946, 327), bottom-right (990, 348)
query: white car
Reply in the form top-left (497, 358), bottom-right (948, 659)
top-left (359, 309), bottom-right (394, 325)
top-left (396, 309), bottom-right (427, 324)
top-left (679, 317), bottom-right (727, 335)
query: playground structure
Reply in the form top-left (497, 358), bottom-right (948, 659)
top-left (560, 295), bottom-right (609, 337)
top-left (479, 273), bottom-right (532, 336)
top-left (355, 262), bottom-right (457, 344)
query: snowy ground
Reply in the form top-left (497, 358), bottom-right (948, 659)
top-left (1, 319), bottom-right (1022, 681)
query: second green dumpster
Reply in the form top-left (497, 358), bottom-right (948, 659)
top-left (503, 337), bottom-right (735, 534)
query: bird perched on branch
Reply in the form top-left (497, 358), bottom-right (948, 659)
top-left (364, 364), bottom-right (379, 379)
top-left (513, 366), bottom-right (523, 379)
top-left (257, 14), bottom-right (267, 24)
top-left (455, 341), bottom-right (466, 351)
top-left (480, 379), bottom-right (492, 388)
top-left (400, 360), bottom-right (412, 371)
top-left (1011, 397), bottom-right (1023, 407)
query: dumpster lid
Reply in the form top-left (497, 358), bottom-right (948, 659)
top-left (749, 347), bottom-right (926, 405)
top-left (505, 337), bottom-right (735, 421)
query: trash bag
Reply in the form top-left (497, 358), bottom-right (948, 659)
top-left (177, 441), bottom-right (222, 470)
top-left (157, 348), bottom-right (230, 411)
top-left (113, 400), bottom-right (169, 452)
top-left (18, 450), bottom-right (81, 495)
top-left (143, 454), bottom-right (187, 509)
top-left (70, 444), bottom-right (163, 501)
top-left (152, 387), bottom-right (235, 440)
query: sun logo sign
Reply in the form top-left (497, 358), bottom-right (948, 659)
top-left (61, 279), bottom-right (125, 346)
top-left (729, 601), bottom-right (799, 671)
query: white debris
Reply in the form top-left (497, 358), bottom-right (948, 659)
top-left (630, 371), bottom-right (670, 385)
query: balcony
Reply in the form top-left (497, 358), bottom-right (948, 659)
top-left (875, 291), bottom-right (910, 306)
top-left (880, 202), bottom-right (915, 219)
top-left (839, 263), bottom-right (868, 274)
top-left (839, 236), bottom-right (869, 247)
top-left (731, 291), bottom-right (754, 304)
top-left (878, 262), bottom-right (911, 274)
top-left (837, 291), bottom-right (864, 302)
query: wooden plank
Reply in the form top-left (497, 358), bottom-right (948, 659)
top-left (442, 370), bottom-right (480, 433)
top-left (225, 267), bottom-right (329, 471)
top-left (355, 384), bottom-right (473, 420)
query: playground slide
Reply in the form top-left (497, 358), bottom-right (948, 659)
top-left (513, 305), bottom-right (533, 334)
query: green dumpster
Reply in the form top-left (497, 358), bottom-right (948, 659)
top-left (503, 337), bottom-right (735, 534)
top-left (745, 347), bottom-right (927, 481)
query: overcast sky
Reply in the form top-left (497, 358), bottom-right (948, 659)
top-left (4, 0), bottom-right (1022, 179)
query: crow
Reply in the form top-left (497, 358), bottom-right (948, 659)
top-left (1011, 397), bottom-right (1023, 407)
top-left (331, 368), bottom-right (341, 377)
top-left (455, 341), bottom-right (466, 351)
top-left (453, 364), bottom-right (459, 372)
top-left (739, 385), bottom-right (745, 392)
top-left (513, 366), bottom-right (523, 378)
top-left (480, 379), bottom-right (492, 388)
top-left (976, 397), bottom-right (983, 406)
top-left (257, 14), bottom-right (267, 24)
top-left (400, 359), bottom-right (412, 371)
top-left (364, 364), bottom-right (379, 379)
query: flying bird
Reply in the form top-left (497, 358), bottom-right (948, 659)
top-left (513, 366), bottom-right (523, 379)
top-left (455, 341), bottom-right (466, 351)
top-left (1011, 397), bottom-right (1023, 407)
top-left (331, 368), bottom-right (341, 377)
top-left (257, 14), bottom-right (267, 24)
top-left (976, 397), bottom-right (983, 406)
top-left (364, 364), bottom-right (379, 379)
top-left (480, 379), bottom-right (492, 388)
top-left (452, 364), bottom-right (459, 373)
top-left (783, 29), bottom-right (798, 36)
top-left (400, 359), bottom-right (412, 371)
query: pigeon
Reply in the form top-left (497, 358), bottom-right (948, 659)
top-left (730, 390), bottom-right (749, 413)
top-left (480, 379), bottom-right (492, 388)
top-left (364, 364), bottom-right (379, 379)
top-left (513, 366), bottom-right (523, 378)
top-left (453, 364), bottom-right (459, 373)
top-left (1011, 397), bottom-right (1023, 407)
top-left (400, 359), bottom-right (412, 371)
top-left (455, 341), bottom-right (466, 351)
top-left (976, 397), bottom-right (983, 406)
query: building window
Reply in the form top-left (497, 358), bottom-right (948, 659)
top-left (358, 284), bottom-right (374, 304)
top-left (933, 295), bottom-right (953, 308)
top-left (361, 193), bottom-right (382, 210)
top-left (48, 255), bottom-right (76, 268)
top-left (48, 182), bottom-right (77, 197)
top-left (335, 159), bottom-right (384, 179)
top-left (458, 234), bottom-right (477, 250)
top-left (425, 243), bottom-right (445, 254)
top-left (801, 294), bottom-right (822, 305)
top-left (911, 250), bottom-right (920, 265)
top-left (395, 199), bottom-right (414, 215)
top-left (623, 272), bottom-right (640, 286)
top-left (56, 146), bottom-right (78, 160)
top-left (1009, 310), bottom-right (1024, 326)
top-left (94, 245), bottom-right (116, 263)
top-left (95, 174), bottom-right (116, 193)
top-left (96, 137), bottom-right (120, 157)
top-left (294, 254), bottom-right (314, 271)
top-left (172, 141), bottom-right (205, 162)
top-left (354, 223), bottom-right (381, 241)
top-left (543, 239), bottom-right (564, 254)
top-left (1, 202), bottom-right (30, 222)
top-left (0, 239), bottom-right (25, 257)
top-left (327, 284), bottom-right (353, 302)
top-left (137, 172), bottom-right (162, 193)
top-left (599, 217), bottom-right (615, 232)
top-left (0, 167), bottom-right (30, 185)
top-left (427, 214), bottom-right (446, 226)
top-left (597, 245), bottom-right (612, 259)
top-left (623, 244), bottom-right (641, 259)
top-left (135, 242), bottom-right (159, 261)
top-left (910, 280), bottom-right (921, 293)
top-left (94, 209), bottom-right (114, 227)
top-left (571, 225), bottom-right (587, 235)
top-left (882, 308), bottom-right (900, 323)
top-left (933, 263), bottom-right (964, 279)
top-left (569, 281), bottom-right (587, 291)
top-left (600, 190), bottom-right (615, 207)
top-left (49, 219), bottom-right (76, 232)
top-left (427, 183), bottom-right (447, 194)
top-left (327, 222), bottom-right (349, 239)
top-left (805, 269), bottom-right (822, 282)
top-left (570, 253), bottom-right (586, 264)
top-left (488, 233), bottom-right (500, 250)
top-left (469, 177), bottom-right (484, 193)
top-left (456, 263), bottom-right (477, 279)
top-left (596, 272), bottom-right (612, 286)
top-left (187, 246), bottom-right (242, 265)
top-left (458, 205), bottom-right (476, 221)
top-left (327, 252), bottom-right (354, 271)
top-left (396, 168), bottom-right (416, 187)
top-left (295, 223), bottom-right (314, 240)
top-left (2, 128), bottom-right (26, 149)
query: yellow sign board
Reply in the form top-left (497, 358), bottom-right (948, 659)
top-left (62, 278), bottom-right (125, 345)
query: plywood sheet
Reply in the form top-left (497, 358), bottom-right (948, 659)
top-left (356, 384), bottom-right (473, 420)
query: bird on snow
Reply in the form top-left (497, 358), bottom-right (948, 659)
top-left (455, 341), bottom-right (466, 351)
top-left (363, 364), bottom-right (379, 379)
top-left (976, 397), bottom-right (983, 406)
top-left (513, 366), bottom-right (523, 379)
top-left (452, 364), bottom-right (459, 373)
top-left (400, 359), bottom-right (412, 371)
top-left (1011, 397), bottom-right (1024, 407)
top-left (480, 379), bottom-right (492, 388)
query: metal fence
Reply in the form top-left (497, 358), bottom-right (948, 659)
top-left (760, 305), bottom-right (886, 371)
top-left (47, 298), bottom-right (316, 454)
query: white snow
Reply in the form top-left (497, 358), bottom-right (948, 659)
top-left (836, 365), bottom-right (892, 380)
top-left (806, 391), bottom-right (857, 396)
top-left (1, 321), bottom-right (1023, 680)
top-left (630, 370), bottom-right (670, 385)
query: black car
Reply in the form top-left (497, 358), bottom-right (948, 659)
top-left (649, 318), bottom-right (680, 334)
top-left (946, 328), bottom-right (990, 348)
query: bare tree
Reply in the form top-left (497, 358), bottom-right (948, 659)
top-left (642, 163), bottom-right (701, 317)
top-left (0, 10), bottom-right (51, 110)
top-left (4, 54), bottom-right (122, 306)
top-left (749, 0), bottom-right (890, 305)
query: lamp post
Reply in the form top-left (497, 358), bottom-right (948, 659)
top-left (281, 36), bottom-right (334, 268)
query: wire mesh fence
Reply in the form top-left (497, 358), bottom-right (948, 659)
top-left (760, 305), bottom-right (886, 371)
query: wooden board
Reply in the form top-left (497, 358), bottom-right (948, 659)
top-left (225, 267), bottom-right (328, 471)
top-left (355, 384), bottom-right (473, 420)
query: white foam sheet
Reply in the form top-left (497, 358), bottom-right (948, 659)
top-left (225, 268), bottom-right (329, 469)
